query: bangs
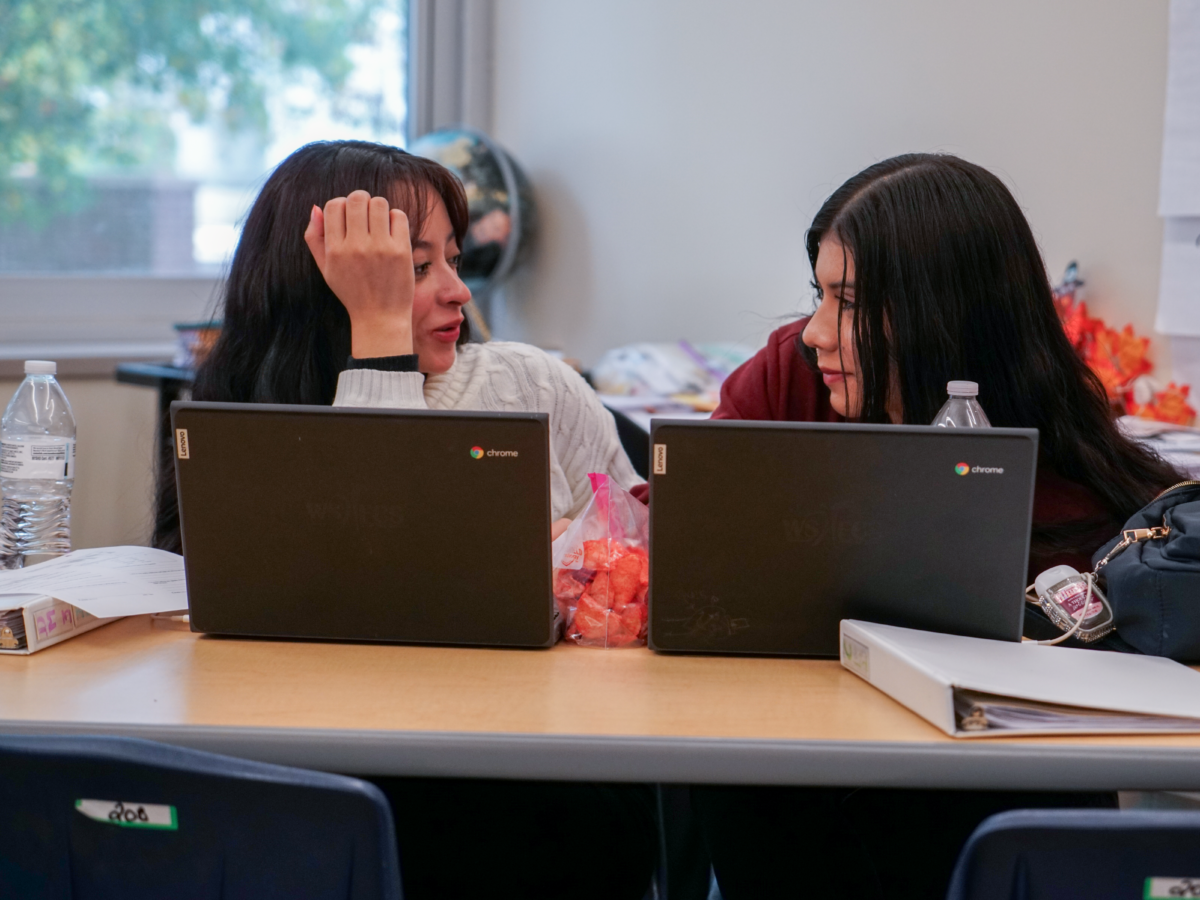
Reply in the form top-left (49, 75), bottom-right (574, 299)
top-left (386, 165), bottom-right (469, 250)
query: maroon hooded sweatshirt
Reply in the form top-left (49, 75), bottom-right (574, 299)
top-left (632, 318), bottom-right (1119, 581)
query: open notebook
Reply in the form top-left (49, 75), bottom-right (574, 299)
top-left (840, 619), bottom-right (1200, 737)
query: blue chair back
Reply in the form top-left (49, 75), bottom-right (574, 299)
top-left (0, 734), bottom-right (401, 900)
top-left (947, 808), bottom-right (1200, 900)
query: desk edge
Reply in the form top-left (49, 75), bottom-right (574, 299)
top-left (0, 720), bottom-right (1192, 789)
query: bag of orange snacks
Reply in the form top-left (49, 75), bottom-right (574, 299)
top-left (551, 473), bottom-right (649, 647)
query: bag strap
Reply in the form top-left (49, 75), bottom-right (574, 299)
top-left (1095, 523), bottom-right (1171, 572)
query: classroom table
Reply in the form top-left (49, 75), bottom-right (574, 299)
top-left (2, 614), bottom-right (1200, 790)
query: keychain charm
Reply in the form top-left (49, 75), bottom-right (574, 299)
top-left (1029, 565), bottom-right (1115, 643)
top-left (1027, 517), bottom-right (1173, 645)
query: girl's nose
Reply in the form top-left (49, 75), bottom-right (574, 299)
top-left (802, 296), bottom-right (840, 352)
top-left (442, 272), bottom-right (471, 307)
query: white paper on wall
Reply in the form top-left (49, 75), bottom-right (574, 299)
top-left (1161, 0), bottom-right (1200, 216)
top-left (1157, 217), bottom-right (1200, 336)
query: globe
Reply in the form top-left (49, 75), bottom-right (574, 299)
top-left (409, 127), bottom-right (537, 336)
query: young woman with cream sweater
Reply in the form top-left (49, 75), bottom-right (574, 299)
top-left (152, 140), bottom-right (653, 900)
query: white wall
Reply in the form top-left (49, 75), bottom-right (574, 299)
top-left (492, 0), bottom-right (1172, 370)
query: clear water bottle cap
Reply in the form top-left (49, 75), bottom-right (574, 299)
top-left (946, 380), bottom-right (978, 397)
top-left (24, 360), bottom-right (56, 375)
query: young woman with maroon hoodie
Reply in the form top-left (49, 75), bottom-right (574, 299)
top-left (689, 154), bottom-right (1182, 899)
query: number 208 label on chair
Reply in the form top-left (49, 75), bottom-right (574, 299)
top-left (75, 799), bottom-right (178, 830)
top-left (1146, 878), bottom-right (1200, 898)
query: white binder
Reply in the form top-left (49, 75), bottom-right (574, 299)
top-left (0, 594), bottom-right (115, 655)
top-left (839, 619), bottom-right (1200, 738)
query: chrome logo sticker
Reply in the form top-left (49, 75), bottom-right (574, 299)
top-left (955, 462), bottom-right (1005, 475)
top-left (470, 446), bottom-right (484, 459)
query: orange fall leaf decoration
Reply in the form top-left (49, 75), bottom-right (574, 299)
top-left (1054, 272), bottom-right (1176, 416)
top-left (1128, 382), bottom-right (1198, 427)
top-left (1054, 265), bottom-right (1196, 424)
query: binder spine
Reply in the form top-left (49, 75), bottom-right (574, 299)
top-left (840, 620), bottom-right (958, 735)
top-left (0, 597), bottom-right (113, 655)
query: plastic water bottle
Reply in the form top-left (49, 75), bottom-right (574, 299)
top-left (0, 361), bottom-right (76, 568)
top-left (931, 380), bottom-right (991, 428)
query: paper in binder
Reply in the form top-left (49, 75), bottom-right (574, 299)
top-left (0, 547), bottom-right (186, 654)
top-left (839, 619), bottom-right (1200, 738)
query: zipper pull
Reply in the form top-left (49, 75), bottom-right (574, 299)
top-left (1122, 525), bottom-right (1171, 543)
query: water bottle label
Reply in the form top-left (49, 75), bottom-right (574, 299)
top-left (0, 440), bottom-right (75, 479)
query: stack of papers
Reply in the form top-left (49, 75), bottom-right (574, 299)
top-left (1120, 416), bottom-right (1200, 478)
top-left (953, 690), bottom-right (1200, 733)
top-left (0, 546), bottom-right (187, 619)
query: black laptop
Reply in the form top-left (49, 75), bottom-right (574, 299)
top-left (648, 420), bottom-right (1039, 656)
top-left (171, 401), bottom-right (555, 647)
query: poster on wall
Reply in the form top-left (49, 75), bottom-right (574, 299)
top-left (1159, 0), bottom-right (1200, 387)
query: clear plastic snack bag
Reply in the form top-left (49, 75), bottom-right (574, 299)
top-left (552, 473), bottom-right (649, 648)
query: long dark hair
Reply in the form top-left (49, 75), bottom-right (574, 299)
top-left (803, 153), bottom-right (1181, 551)
top-left (153, 140), bottom-right (470, 551)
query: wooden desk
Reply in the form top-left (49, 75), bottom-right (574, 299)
top-left (2, 615), bottom-right (1200, 789)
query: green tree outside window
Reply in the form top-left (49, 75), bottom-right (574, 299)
top-left (0, 0), bottom-right (399, 226)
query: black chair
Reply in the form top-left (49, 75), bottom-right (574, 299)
top-left (947, 808), bottom-right (1200, 900)
top-left (0, 734), bottom-right (401, 899)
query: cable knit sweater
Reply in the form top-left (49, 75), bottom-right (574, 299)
top-left (332, 341), bottom-right (643, 519)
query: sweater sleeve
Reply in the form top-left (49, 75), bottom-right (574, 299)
top-left (332, 369), bottom-right (428, 409)
top-left (541, 356), bottom-right (644, 518)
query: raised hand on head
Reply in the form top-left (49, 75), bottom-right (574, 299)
top-left (304, 190), bottom-right (416, 358)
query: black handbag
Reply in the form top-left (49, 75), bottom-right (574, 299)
top-left (1091, 480), bottom-right (1200, 661)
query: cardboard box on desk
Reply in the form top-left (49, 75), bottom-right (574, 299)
top-left (0, 594), bottom-right (118, 655)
